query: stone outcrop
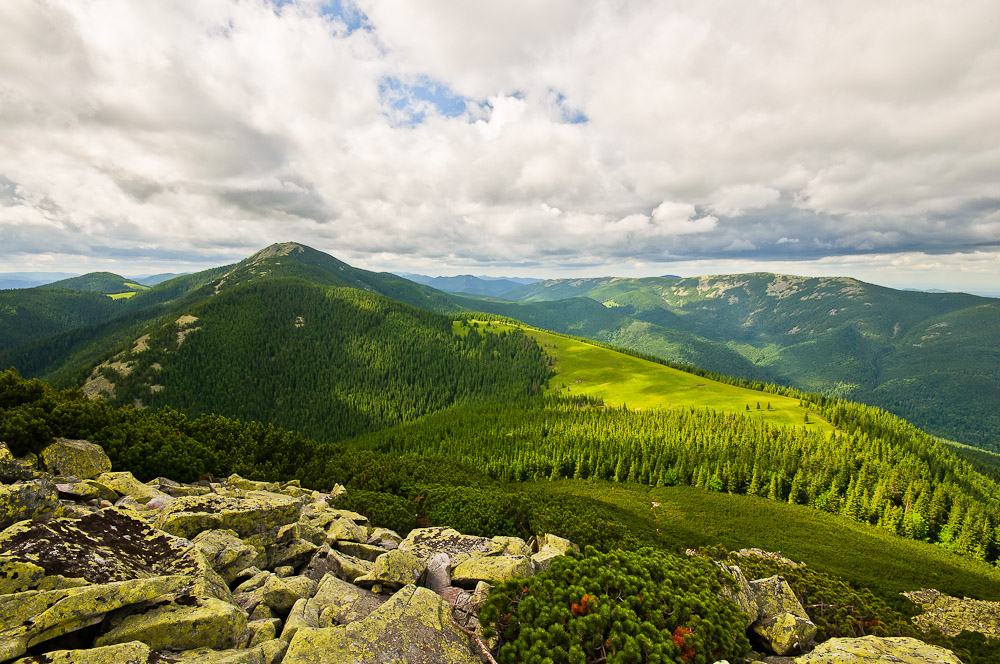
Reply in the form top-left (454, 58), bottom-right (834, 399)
top-left (903, 587), bottom-right (1000, 639)
top-left (794, 635), bottom-right (963, 663)
top-left (747, 575), bottom-right (818, 656)
top-left (0, 437), bottom-right (580, 664)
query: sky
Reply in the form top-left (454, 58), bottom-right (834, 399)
top-left (1, 0), bottom-right (999, 294)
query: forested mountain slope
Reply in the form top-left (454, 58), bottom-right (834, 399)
top-left (464, 273), bottom-right (1000, 449)
top-left (40, 271), bottom-right (149, 294)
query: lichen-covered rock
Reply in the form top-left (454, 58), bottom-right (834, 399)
top-left (398, 526), bottom-right (503, 564)
top-left (794, 635), bottom-right (962, 663)
top-left (224, 473), bottom-right (280, 493)
top-left (301, 544), bottom-right (343, 582)
top-left (193, 529), bottom-right (259, 585)
top-left (0, 479), bottom-right (60, 530)
top-left (715, 561), bottom-right (759, 628)
top-left (154, 491), bottom-right (303, 541)
top-left (0, 575), bottom-right (189, 662)
top-left (754, 612), bottom-right (817, 656)
top-left (40, 438), bottom-right (112, 480)
top-left (749, 575), bottom-right (810, 621)
top-left (367, 527), bottom-right (402, 549)
top-left (247, 618), bottom-right (281, 647)
top-left (281, 575), bottom-right (386, 642)
top-left (329, 549), bottom-right (374, 583)
top-left (903, 588), bottom-right (1000, 639)
top-left (0, 443), bottom-right (38, 483)
top-left (156, 638), bottom-right (288, 663)
top-left (531, 533), bottom-right (580, 572)
top-left (328, 516), bottom-right (366, 543)
top-left (283, 584), bottom-right (477, 664)
top-left (269, 537), bottom-right (318, 570)
top-left (12, 640), bottom-right (151, 664)
top-left (336, 541), bottom-right (385, 562)
top-left (355, 550), bottom-right (426, 592)
top-left (452, 555), bottom-right (534, 587)
top-left (94, 471), bottom-right (170, 505)
top-left (95, 596), bottom-right (248, 651)
top-left (491, 535), bottom-right (531, 557)
top-left (0, 508), bottom-right (231, 601)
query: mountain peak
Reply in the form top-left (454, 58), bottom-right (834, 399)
top-left (246, 242), bottom-right (309, 264)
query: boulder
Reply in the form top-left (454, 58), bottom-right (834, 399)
top-left (150, 639), bottom-right (288, 664)
top-left (754, 612), bottom-right (817, 656)
top-left (54, 481), bottom-right (101, 501)
top-left (0, 479), bottom-right (60, 530)
top-left (398, 526), bottom-right (504, 564)
top-left (154, 491), bottom-right (303, 541)
top-left (11, 640), bottom-right (151, 664)
top-left (40, 438), bottom-right (111, 480)
top-left (0, 508), bottom-right (231, 601)
top-left (355, 550), bottom-right (426, 591)
top-left (94, 471), bottom-right (170, 505)
top-left (714, 561), bottom-right (759, 628)
top-left (281, 574), bottom-right (386, 641)
top-left (794, 635), bottom-right (962, 663)
top-left (531, 533), bottom-right (579, 572)
top-left (425, 552), bottom-right (451, 594)
top-left (95, 596), bottom-right (247, 651)
top-left (367, 527), bottom-right (402, 549)
top-left (328, 549), bottom-right (374, 583)
top-left (283, 584), bottom-right (478, 664)
top-left (301, 544), bottom-right (343, 582)
top-left (903, 588), bottom-right (1000, 639)
top-left (269, 537), bottom-right (318, 570)
top-left (0, 443), bottom-right (38, 483)
top-left (452, 555), bottom-right (534, 587)
top-left (336, 541), bottom-right (385, 562)
top-left (247, 618), bottom-right (282, 647)
top-left (193, 529), bottom-right (259, 585)
top-left (491, 535), bottom-right (531, 557)
top-left (749, 575), bottom-right (811, 622)
top-left (328, 516), bottom-right (366, 543)
top-left (0, 575), bottom-right (189, 662)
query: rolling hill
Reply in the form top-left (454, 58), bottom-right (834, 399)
top-left (458, 273), bottom-right (1000, 450)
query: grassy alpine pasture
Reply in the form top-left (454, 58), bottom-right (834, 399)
top-left (527, 479), bottom-right (1000, 604)
top-left (456, 320), bottom-right (831, 431)
top-left (107, 291), bottom-right (137, 300)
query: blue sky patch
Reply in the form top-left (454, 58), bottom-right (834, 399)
top-left (378, 76), bottom-right (470, 125)
top-left (554, 92), bottom-right (588, 124)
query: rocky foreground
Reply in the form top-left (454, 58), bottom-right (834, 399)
top-left (0, 438), bottom-right (983, 663)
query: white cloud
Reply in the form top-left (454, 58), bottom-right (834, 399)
top-left (0, 0), bottom-right (997, 292)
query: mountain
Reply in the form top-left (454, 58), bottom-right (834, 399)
top-left (396, 272), bottom-right (537, 297)
top-left (133, 272), bottom-right (188, 287)
top-left (2, 242), bottom-right (549, 444)
top-left (39, 271), bottom-right (150, 295)
top-left (467, 273), bottom-right (1000, 450)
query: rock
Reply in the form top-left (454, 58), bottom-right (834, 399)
top-left (154, 491), bottom-right (303, 541)
top-left (0, 444), bottom-right (40, 484)
top-left (794, 635), bottom-right (963, 663)
top-left (301, 544), bottom-right (343, 582)
top-left (328, 516), bottom-right (366, 543)
top-left (452, 555), bottom-right (534, 588)
top-left (275, 565), bottom-right (295, 578)
top-left (531, 533), bottom-right (579, 572)
top-left (247, 618), bottom-right (282, 647)
top-left (328, 549), bottom-right (374, 583)
top-left (715, 561), bottom-right (759, 628)
top-left (491, 535), bottom-right (531, 557)
top-left (736, 548), bottom-right (804, 568)
top-left (154, 639), bottom-right (288, 664)
top-left (0, 508), bottom-right (232, 601)
top-left (903, 588), bottom-right (1000, 639)
top-left (754, 612), bottom-right (817, 656)
top-left (328, 508), bottom-right (370, 527)
top-left (94, 471), bottom-right (170, 505)
top-left (0, 575), bottom-right (189, 662)
top-left (283, 584), bottom-right (478, 664)
top-left (336, 541), bottom-right (385, 562)
top-left (269, 537), bottom-right (318, 570)
top-left (749, 575), bottom-right (811, 622)
top-left (355, 550), bottom-right (426, 591)
top-left (224, 473), bottom-right (280, 493)
top-left (398, 526), bottom-right (504, 564)
top-left (39, 438), bottom-right (112, 480)
top-left (281, 574), bottom-right (386, 641)
top-left (367, 527), bottom-right (402, 549)
top-left (11, 640), bottom-right (151, 664)
top-left (425, 552), bottom-right (452, 594)
top-left (193, 529), bottom-right (259, 585)
top-left (0, 479), bottom-right (61, 530)
top-left (95, 596), bottom-right (248, 651)
top-left (54, 481), bottom-right (101, 501)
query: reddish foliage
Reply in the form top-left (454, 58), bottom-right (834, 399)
top-left (671, 626), bottom-right (696, 663)
top-left (570, 594), bottom-right (595, 617)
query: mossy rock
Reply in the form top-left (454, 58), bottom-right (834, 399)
top-left (12, 640), bottom-right (151, 664)
top-left (355, 550), bottom-right (426, 591)
top-left (283, 585), bottom-right (477, 664)
top-left (0, 575), bottom-right (189, 662)
top-left (754, 611), bottom-right (817, 656)
top-left (0, 480), bottom-right (61, 530)
top-left (398, 526), bottom-right (503, 564)
top-left (40, 438), bottom-right (112, 480)
top-left (94, 471), bottom-right (170, 505)
top-left (327, 516), bottom-right (366, 543)
top-left (193, 529), bottom-right (258, 585)
top-left (155, 638), bottom-right (288, 663)
top-left (155, 492), bottom-right (302, 541)
top-left (794, 635), bottom-right (962, 663)
top-left (95, 596), bottom-right (248, 651)
top-left (452, 555), bottom-right (535, 588)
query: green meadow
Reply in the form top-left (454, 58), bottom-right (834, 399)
top-left (458, 320), bottom-right (831, 431)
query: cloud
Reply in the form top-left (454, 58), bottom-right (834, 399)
top-left (0, 0), bottom-right (997, 290)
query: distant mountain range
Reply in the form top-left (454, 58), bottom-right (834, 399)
top-left (1, 245), bottom-right (997, 450)
top-left (395, 272), bottom-right (541, 298)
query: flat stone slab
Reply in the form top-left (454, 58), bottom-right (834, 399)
top-left (155, 492), bottom-right (302, 540)
top-left (398, 527), bottom-right (503, 564)
top-left (794, 635), bottom-right (962, 663)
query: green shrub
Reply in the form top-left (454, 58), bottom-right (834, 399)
top-left (480, 547), bottom-right (750, 664)
top-left (334, 489), bottom-right (418, 536)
